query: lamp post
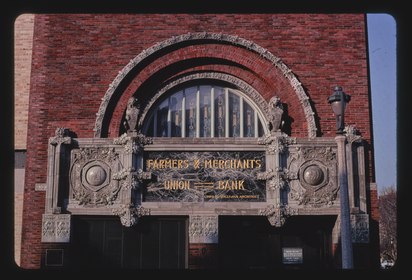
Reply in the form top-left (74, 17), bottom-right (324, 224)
top-left (328, 86), bottom-right (353, 269)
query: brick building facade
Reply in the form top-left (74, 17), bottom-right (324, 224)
top-left (18, 13), bottom-right (380, 269)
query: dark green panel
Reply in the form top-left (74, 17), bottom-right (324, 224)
top-left (159, 219), bottom-right (181, 269)
top-left (140, 218), bottom-right (160, 269)
top-left (71, 216), bottom-right (187, 269)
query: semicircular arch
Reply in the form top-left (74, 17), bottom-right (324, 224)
top-left (93, 32), bottom-right (317, 138)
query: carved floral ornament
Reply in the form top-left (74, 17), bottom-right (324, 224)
top-left (113, 132), bottom-right (153, 153)
top-left (257, 132), bottom-right (297, 154)
top-left (112, 204), bottom-right (151, 227)
top-left (259, 204), bottom-right (298, 227)
top-left (93, 32), bottom-right (318, 138)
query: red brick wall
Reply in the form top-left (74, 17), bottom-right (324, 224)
top-left (21, 14), bottom-right (375, 268)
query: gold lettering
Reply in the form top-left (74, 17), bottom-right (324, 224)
top-left (238, 180), bottom-right (245, 190)
top-left (164, 180), bottom-right (170, 189)
top-left (217, 180), bottom-right (225, 190)
top-left (146, 159), bottom-right (153, 169)
top-left (216, 180), bottom-right (245, 190)
top-left (148, 157), bottom-right (260, 170)
top-left (164, 180), bottom-right (190, 190)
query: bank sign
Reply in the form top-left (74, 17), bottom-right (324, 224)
top-left (143, 151), bottom-right (266, 202)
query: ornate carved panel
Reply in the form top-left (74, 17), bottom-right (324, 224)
top-left (189, 215), bottom-right (218, 243)
top-left (287, 142), bottom-right (338, 207)
top-left (69, 147), bottom-right (122, 206)
top-left (41, 214), bottom-right (71, 243)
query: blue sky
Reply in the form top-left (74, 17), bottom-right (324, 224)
top-left (367, 14), bottom-right (397, 192)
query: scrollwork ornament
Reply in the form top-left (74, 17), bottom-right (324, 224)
top-left (258, 133), bottom-right (295, 154)
top-left (136, 169), bottom-right (152, 182)
top-left (113, 133), bottom-right (130, 145)
top-left (259, 205), bottom-right (297, 227)
top-left (135, 132), bottom-right (153, 149)
top-left (112, 204), bottom-right (150, 227)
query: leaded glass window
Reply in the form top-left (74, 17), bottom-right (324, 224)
top-left (145, 85), bottom-right (265, 138)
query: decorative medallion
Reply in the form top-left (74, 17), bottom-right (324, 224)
top-left (81, 161), bottom-right (110, 192)
top-left (298, 161), bottom-right (328, 190)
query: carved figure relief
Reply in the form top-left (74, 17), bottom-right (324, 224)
top-left (267, 96), bottom-right (284, 132)
top-left (124, 96), bottom-right (140, 133)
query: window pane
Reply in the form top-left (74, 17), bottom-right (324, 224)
top-left (146, 114), bottom-right (154, 137)
top-left (214, 87), bottom-right (225, 137)
top-left (156, 99), bottom-right (169, 137)
top-left (243, 101), bottom-right (255, 137)
top-left (229, 93), bottom-right (240, 137)
top-left (170, 91), bottom-right (183, 137)
top-left (258, 118), bottom-right (264, 137)
top-left (185, 87), bottom-right (197, 138)
top-left (199, 86), bottom-right (212, 137)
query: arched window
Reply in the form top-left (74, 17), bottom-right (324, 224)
top-left (144, 85), bottom-right (265, 138)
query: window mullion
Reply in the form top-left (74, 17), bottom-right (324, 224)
top-left (210, 87), bottom-right (215, 138)
top-left (153, 110), bottom-right (158, 137)
top-left (182, 92), bottom-right (186, 137)
top-left (196, 87), bottom-right (200, 138)
top-left (225, 88), bottom-right (229, 138)
top-left (239, 96), bottom-right (244, 138)
top-left (254, 111), bottom-right (258, 138)
top-left (167, 97), bottom-right (172, 137)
